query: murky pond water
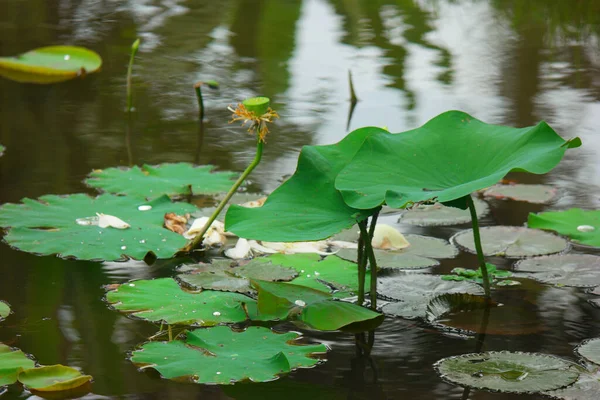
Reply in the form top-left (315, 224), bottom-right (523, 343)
top-left (1, 0), bottom-right (600, 399)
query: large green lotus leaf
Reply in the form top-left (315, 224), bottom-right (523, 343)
top-left (482, 184), bottom-right (558, 204)
top-left (434, 351), bottom-right (580, 393)
top-left (0, 301), bottom-right (9, 321)
top-left (105, 278), bottom-right (267, 325)
top-left (514, 254), bottom-right (600, 288)
top-left (300, 300), bottom-right (384, 331)
top-left (398, 197), bottom-right (489, 226)
top-left (451, 226), bottom-right (568, 257)
top-left (0, 194), bottom-right (196, 261)
top-left (248, 254), bottom-right (369, 298)
top-left (0, 344), bottom-right (35, 386)
top-left (528, 209), bottom-right (600, 248)
top-left (0, 46), bottom-right (102, 84)
top-left (18, 365), bottom-right (92, 392)
top-left (130, 326), bottom-right (326, 384)
top-left (85, 163), bottom-right (237, 200)
top-left (253, 279), bottom-right (331, 320)
top-left (546, 371), bottom-right (600, 400)
top-left (336, 234), bottom-right (457, 269)
top-left (335, 111), bottom-right (580, 210)
top-left (379, 274), bottom-right (484, 319)
top-left (225, 127), bottom-right (387, 242)
top-left (576, 338), bottom-right (600, 365)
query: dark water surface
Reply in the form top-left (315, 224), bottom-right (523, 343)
top-left (1, 1), bottom-right (600, 399)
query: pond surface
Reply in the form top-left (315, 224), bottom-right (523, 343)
top-left (1, 0), bottom-right (600, 399)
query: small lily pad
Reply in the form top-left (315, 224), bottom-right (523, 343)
top-left (451, 226), bottom-right (569, 257)
top-left (528, 209), bottom-right (600, 248)
top-left (0, 46), bottom-right (102, 84)
top-left (514, 254), bottom-right (600, 288)
top-left (105, 278), bottom-right (265, 325)
top-left (18, 365), bottom-right (92, 392)
top-left (0, 344), bottom-right (35, 386)
top-left (337, 234), bottom-right (457, 269)
top-left (399, 197), bottom-right (489, 226)
top-left (434, 351), bottom-right (580, 393)
top-left (442, 263), bottom-right (513, 285)
top-left (0, 194), bottom-right (197, 261)
top-left (482, 184), bottom-right (558, 204)
top-left (546, 371), bottom-right (600, 400)
top-left (379, 274), bottom-right (484, 319)
top-left (85, 163), bottom-right (237, 200)
top-left (576, 338), bottom-right (600, 366)
top-left (0, 301), bottom-right (9, 321)
top-left (130, 326), bottom-right (327, 384)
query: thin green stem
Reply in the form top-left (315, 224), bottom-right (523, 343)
top-left (358, 217), bottom-right (380, 310)
top-left (168, 325), bottom-right (172, 342)
top-left (184, 136), bottom-right (264, 252)
top-left (357, 219), bottom-right (367, 306)
top-left (194, 83), bottom-right (205, 121)
top-left (126, 39), bottom-right (140, 113)
top-left (466, 195), bottom-right (491, 299)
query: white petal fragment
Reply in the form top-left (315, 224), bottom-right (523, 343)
top-left (371, 224), bottom-right (410, 250)
top-left (224, 238), bottom-right (253, 259)
top-left (96, 213), bottom-right (131, 229)
top-left (260, 241), bottom-right (336, 255)
top-left (183, 217), bottom-right (227, 246)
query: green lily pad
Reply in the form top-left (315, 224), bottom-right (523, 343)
top-left (379, 274), bottom-right (484, 319)
top-left (451, 226), bottom-right (569, 257)
top-left (514, 254), bottom-right (600, 288)
top-left (0, 194), bottom-right (196, 261)
top-left (576, 338), bottom-right (600, 365)
top-left (105, 278), bottom-right (265, 325)
top-left (335, 110), bottom-right (580, 210)
top-left (85, 163), bottom-right (237, 200)
top-left (434, 351), bottom-right (580, 393)
top-left (131, 326), bottom-right (326, 384)
top-left (482, 184), bottom-right (558, 204)
top-left (398, 197), bottom-right (489, 226)
top-left (225, 127), bottom-right (386, 242)
top-left (0, 46), bottom-right (102, 84)
top-left (336, 234), bottom-right (457, 269)
top-left (528, 209), bottom-right (600, 248)
top-left (18, 365), bottom-right (92, 392)
top-left (546, 371), bottom-right (600, 400)
top-left (0, 344), bottom-right (35, 386)
top-left (0, 301), bottom-right (9, 321)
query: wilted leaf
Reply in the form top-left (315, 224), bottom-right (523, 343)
top-left (482, 184), bottom-right (558, 204)
top-left (399, 197), bottom-right (489, 226)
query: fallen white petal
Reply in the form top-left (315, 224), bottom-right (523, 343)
top-left (327, 240), bottom-right (358, 249)
top-left (203, 229), bottom-right (226, 247)
top-left (248, 240), bottom-right (278, 254)
top-left (96, 213), bottom-right (130, 229)
top-left (260, 241), bottom-right (336, 255)
top-left (371, 224), bottom-right (410, 250)
top-left (224, 238), bottom-right (253, 259)
top-left (184, 217), bottom-right (226, 239)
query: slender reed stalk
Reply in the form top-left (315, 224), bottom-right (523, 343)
top-left (466, 195), bottom-right (491, 299)
top-left (348, 69), bottom-right (358, 104)
top-left (194, 82), bottom-right (205, 121)
top-left (358, 217), bottom-right (380, 310)
top-left (126, 39), bottom-right (140, 113)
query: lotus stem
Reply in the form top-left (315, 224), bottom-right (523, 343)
top-left (168, 325), bottom-right (172, 342)
top-left (184, 135), bottom-right (264, 252)
top-left (348, 69), bottom-right (358, 104)
top-left (126, 38), bottom-right (140, 113)
top-left (466, 195), bottom-right (491, 299)
top-left (194, 82), bottom-right (205, 121)
top-left (357, 219), bottom-right (367, 306)
top-left (358, 214), bottom-right (380, 311)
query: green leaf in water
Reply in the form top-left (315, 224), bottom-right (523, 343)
top-left (0, 344), bottom-right (35, 386)
top-left (528, 208), bottom-right (600, 248)
top-left (0, 301), bottom-right (10, 322)
top-left (514, 254), bottom-right (600, 288)
top-left (575, 338), bottom-right (600, 366)
top-left (18, 365), bottom-right (92, 392)
top-left (398, 197), bottom-right (489, 226)
top-left (482, 184), bottom-right (558, 204)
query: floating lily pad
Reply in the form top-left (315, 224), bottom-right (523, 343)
top-left (528, 209), bottom-right (600, 248)
top-left (178, 273), bottom-right (253, 294)
top-left (0, 344), bottom-right (35, 386)
top-left (0, 46), bottom-right (102, 84)
top-left (0, 301), bottom-right (9, 321)
top-left (335, 110), bottom-right (580, 210)
top-left (546, 371), bottom-right (600, 400)
top-left (337, 234), bottom-right (457, 269)
top-left (0, 194), bottom-right (196, 261)
top-left (434, 351), bottom-right (580, 393)
top-left (482, 184), bottom-right (558, 204)
top-left (18, 365), bottom-right (92, 392)
top-left (379, 274), bottom-right (484, 319)
top-left (514, 254), bottom-right (600, 288)
top-left (399, 197), bottom-right (489, 226)
top-left (575, 338), bottom-right (600, 365)
top-left (85, 163), bottom-right (237, 200)
top-left (225, 127), bottom-right (386, 242)
top-left (131, 326), bottom-right (326, 384)
top-left (105, 278), bottom-right (266, 325)
top-left (451, 226), bottom-right (569, 257)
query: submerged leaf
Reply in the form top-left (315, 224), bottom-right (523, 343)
top-left (451, 226), bottom-right (568, 257)
top-left (399, 197), bottom-right (489, 226)
top-left (0, 344), bottom-right (35, 386)
top-left (0, 301), bottom-right (10, 321)
top-left (18, 365), bottom-right (92, 392)
top-left (482, 184), bottom-right (558, 204)
top-left (335, 110), bottom-right (579, 210)
top-left (130, 326), bottom-right (326, 384)
top-left (528, 209), bottom-right (600, 248)
top-left (434, 351), bottom-right (580, 393)
top-left (0, 194), bottom-right (197, 261)
top-left (514, 254), bottom-right (600, 288)
top-left (85, 163), bottom-right (237, 200)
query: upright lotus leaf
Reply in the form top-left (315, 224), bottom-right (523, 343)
top-left (434, 351), bottom-right (580, 393)
top-left (451, 226), bottom-right (568, 257)
top-left (85, 163), bottom-right (237, 200)
top-left (0, 301), bottom-right (9, 321)
top-left (105, 278), bottom-right (268, 325)
top-left (335, 111), bottom-right (580, 210)
top-left (18, 365), bottom-right (92, 392)
top-left (0, 194), bottom-right (197, 261)
top-left (576, 338), bottom-right (600, 366)
top-left (528, 209), bottom-right (600, 248)
top-left (225, 127), bottom-right (387, 242)
top-left (0, 46), bottom-right (102, 84)
top-left (0, 344), bottom-right (35, 386)
top-left (482, 184), bottom-right (558, 204)
top-left (398, 197), bottom-right (489, 226)
top-left (130, 326), bottom-right (326, 384)
top-left (514, 255), bottom-right (600, 288)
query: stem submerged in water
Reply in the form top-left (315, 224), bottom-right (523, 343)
top-left (126, 39), bottom-right (140, 113)
top-left (358, 209), bottom-right (380, 311)
top-left (466, 195), bottom-right (491, 299)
